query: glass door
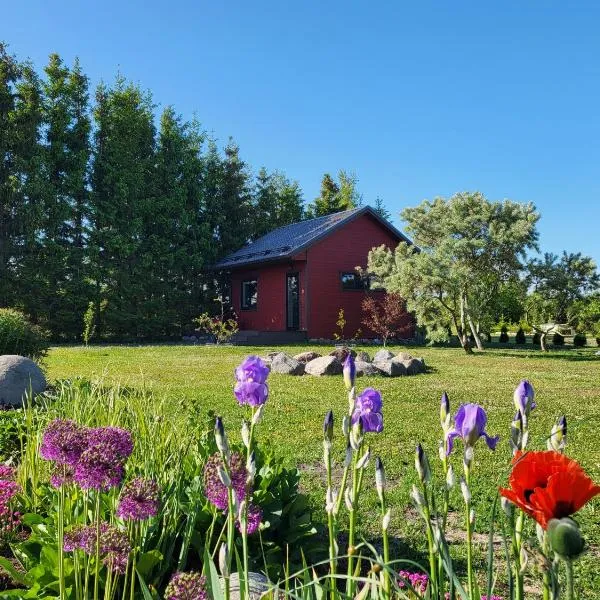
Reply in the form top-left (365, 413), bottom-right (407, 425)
top-left (286, 273), bottom-right (300, 330)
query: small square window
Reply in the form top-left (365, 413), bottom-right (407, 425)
top-left (341, 272), bottom-right (369, 290)
top-left (241, 280), bottom-right (258, 310)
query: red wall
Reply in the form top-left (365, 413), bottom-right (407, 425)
top-left (305, 212), bottom-right (411, 339)
top-left (231, 261), bottom-right (307, 331)
top-left (229, 212), bottom-right (413, 339)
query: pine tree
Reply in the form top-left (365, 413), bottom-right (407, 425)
top-left (89, 78), bottom-right (156, 338)
top-left (373, 197), bottom-right (392, 221)
top-left (307, 170), bottom-right (359, 217)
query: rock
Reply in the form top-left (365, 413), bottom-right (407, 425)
top-left (374, 359), bottom-right (406, 377)
top-left (305, 355), bottom-right (343, 376)
top-left (260, 351), bottom-right (281, 366)
top-left (356, 351), bottom-right (371, 362)
top-left (293, 351), bottom-right (322, 363)
top-left (0, 355), bottom-right (46, 407)
top-left (402, 358), bottom-right (425, 375)
top-left (329, 346), bottom-right (357, 361)
top-left (395, 351), bottom-right (413, 361)
top-left (270, 352), bottom-right (305, 375)
top-left (221, 572), bottom-right (270, 600)
top-left (355, 360), bottom-right (381, 377)
top-left (373, 349), bottom-right (395, 362)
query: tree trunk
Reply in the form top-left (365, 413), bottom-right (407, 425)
top-left (468, 317), bottom-right (484, 351)
top-left (540, 331), bottom-right (548, 352)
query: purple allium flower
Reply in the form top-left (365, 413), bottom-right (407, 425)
top-left (100, 524), bottom-right (131, 574)
top-left (234, 381), bottom-right (269, 407)
top-left (398, 570), bottom-right (428, 595)
top-left (237, 503), bottom-right (262, 535)
top-left (343, 354), bottom-right (356, 391)
top-left (74, 442), bottom-right (125, 490)
top-left (50, 466), bottom-right (75, 488)
top-left (235, 356), bottom-right (270, 385)
top-left (513, 380), bottom-right (536, 417)
top-left (40, 419), bottom-right (89, 466)
top-left (446, 404), bottom-right (499, 455)
top-left (0, 480), bottom-right (20, 505)
top-left (351, 388), bottom-right (383, 433)
top-left (203, 452), bottom-right (247, 511)
top-left (63, 524), bottom-right (88, 552)
top-left (87, 427), bottom-right (133, 459)
top-left (116, 478), bottom-right (160, 521)
top-left (0, 465), bottom-right (15, 480)
top-left (165, 571), bottom-right (207, 600)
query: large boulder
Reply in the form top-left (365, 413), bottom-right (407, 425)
top-left (293, 351), bottom-right (322, 363)
top-left (395, 351), bottom-right (414, 362)
top-left (373, 349), bottom-right (395, 362)
top-left (356, 350), bottom-right (371, 362)
top-left (374, 359), bottom-right (406, 377)
top-left (305, 356), bottom-right (343, 376)
top-left (401, 357), bottom-right (425, 375)
top-left (355, 360), bottom-right (381, 377)
top-left (0, 355), bottom-right (46, 407)
top-left (329, 346), bottom-right (357, 361)
top-left (270, 352), bottom-right (305, 376)
top-left (221, 572), bottom-right (270, 600)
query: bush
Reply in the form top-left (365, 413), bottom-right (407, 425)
top-left (0, 309), bottom-right (50, 359)
top-left (499, 325), bottom-right (509, 343)
top-left (0, 411), bottom-right (24, 461)
top-left (552, 331), bottom-right (565, 346)
top-left (573, 332), bottom-right (587, 347)
top-left (515, 327), bottom-right (526, 344)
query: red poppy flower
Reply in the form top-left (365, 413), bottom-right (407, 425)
top-left (499, 450), bottom-right (600, 529)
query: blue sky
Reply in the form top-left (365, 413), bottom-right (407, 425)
top-left (5, 1), bottom-right (600, 262)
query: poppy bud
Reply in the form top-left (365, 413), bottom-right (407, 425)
top-left (415, 444), bottom-right (431, 484)
top-left (375, 456), bottom-right (385, 503)
top-left (219, 542), bottom-right (229, 577)
top-left (323, 410), bottom-right (334, 442)
top-left (547, 518), bottom-right (585, 559)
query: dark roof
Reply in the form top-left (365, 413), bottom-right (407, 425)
top-left (213, 205), bottom-right (411, 269)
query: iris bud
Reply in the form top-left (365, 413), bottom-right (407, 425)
top-left (356, 447), bottom-right (371, 470)
top-left (252, 404), bottom-right (265, 425)
top-left (547, 415), bottom-right (567, 453)
top-left (344, 442), bottom-right (353, 468)
top-left (375, 457), bottom-right (385, 503)
top-left (217, 466), bottom-right (231, 488)
top-left (219, 542), bottom-right (229, 577)
top-left (547, 518), bottom-right (585, 559)
top-left (440, 392), bottom-right (450, 429)
top-left (382, 508), bottom-right (391, 531)
top-left (446, 464), bottom-right (455, 489)
top-left (241, 420), bottom-right (251, 449)
top-left (342, 415), bottom-right (350, 438)
top-left (345, 488), bottom-right (354, 511)
top-left (460, 478), bottom-right (471, 504)
top-left (501, 497), bottom-right (514, 518)
top-left (411, 484), bottom-right (425, 507)
top-left (343, 354), bottom-right (356, 391)
top-left (416, 443), bottom-right (431, 483)
top-left (323, 410), bottom-right (334, 442)
top-left (215, 417), bottom-right (230, 460)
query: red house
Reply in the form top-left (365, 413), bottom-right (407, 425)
top-left (214, 206), bottom-right (413, 343)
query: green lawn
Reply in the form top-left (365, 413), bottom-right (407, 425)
top-left (45, 343), bottom-right (600, 596)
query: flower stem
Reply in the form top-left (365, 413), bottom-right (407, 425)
top-left (564, 558), bottom-right (575, 600)
top-left (58, 482), bottom-right (65, 600)
top-left (464, 467), bottom-right (474, 600)
top-left (421, 485), bottom-right (439, 600)
top-left (513, 510), bottom-right (525, 600)
top-left (346, 445), bottom-right (361, 598)
top-left (94, 492), bottom-right (101, 600)
top-left (324, 441), bottom-right (337, 600)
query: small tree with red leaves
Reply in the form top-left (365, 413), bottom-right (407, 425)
top-left (361, 293), bottom-right (410, 346)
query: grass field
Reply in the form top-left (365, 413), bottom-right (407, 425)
top-left (45, 343), bottom-right (600, 596)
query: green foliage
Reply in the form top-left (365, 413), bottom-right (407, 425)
top-left (515, 327), bottom-right (526, 344)
top-left (573, 332), bottom-right (587, 347)
top-left (0, 411), bottom-right (24, 461)
top-left (332, 308), bottom-right (346, 340)
top-left (499, 326), bottom-right (509, 343)
top-left (0, 308), bottom-right (49, 359)
top-left (552, 331), bottom-right (565, 346)
top-left (367, 192), bottom-right (539, 352)
top-left (306, 171), bottom-right (361, 217)
top-left (372, 197), bottom-right (392, 221)
top-left (82, 302), bottom-right (95, 346)
top-left (194, 312), bottom-right (239, 344)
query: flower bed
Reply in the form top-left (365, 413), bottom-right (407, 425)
top-left (0, 355), bottom-right (598, 599)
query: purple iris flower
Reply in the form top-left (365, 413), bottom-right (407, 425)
top-left (513, 380), bottom-right (536, 416)
top-left (446, 403), bottom-right (499, 455)
top-left (351, 388), bottom-right (383, 433)
top-left (235, 356), bottom-right (270, 384)
top-left (343, 354), bottom-right (356, 390)
top-left (234, 355), bottom-right (270, 406)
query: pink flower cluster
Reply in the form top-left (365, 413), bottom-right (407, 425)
top-left (398, 570), bottom-right (428, 596)
top-left (0, 464), bottom-right (21, 546)
top-left (40, 420), bottom-right (133, 491)
top-left (165, 571), bottom-right (207, 600)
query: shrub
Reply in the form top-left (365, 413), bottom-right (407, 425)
top-left (515, 327), bottom-right (526, 344)
top-left (499, 325), bottom-right (509, 343)
top-left (0, 309), bottom-right (50, 359)
top-left (573, 332), bottom-right (587, 347)
top-left (0, 411), bottom-right (24, 461)
top-left (194, 312), bottom-right (239, 344)
top-left (552, 331), bottom-right (565, 346)
top-left (361, 293), bottom-right (411, 346)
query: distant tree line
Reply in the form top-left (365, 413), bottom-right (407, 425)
top-left (0, 44), bottom-right (393, 341)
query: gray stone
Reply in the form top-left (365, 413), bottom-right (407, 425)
top-left (260, 351), bottom-right (281, 366)
top-left (401, 357), bottom-right (425, 375)
top-left (305, 355), bottom-right (343, 376)
top-left (355, 360), bottom-right (381, 377)
top-left (374, 359), bottom-right (406, 377)
top-left (356, 351), bottom-right (371, 362)
top-left (293, 351), bottom-right (322, 363)
top-left (0, 355), bottom-right (46, 407)
top-left (270, 352), bottom-right (305, 375)
top-left (221, 572), bottom-right (270, 600)
top-left (373, 349), bottom-right (395, 362)
top-left (329, 346), bottom-right (357, 361)
top-left (395, 351), bottom-right (414, 361)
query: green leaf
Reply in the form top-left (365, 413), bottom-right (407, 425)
top-left (203, 544), bottom-right (224, 600)
top-left (136, 550), bottom-right (163, 578)
top-left (0, 556), bottom-right (26, 586)
top-left (137, 570), bottom-right (155, 600)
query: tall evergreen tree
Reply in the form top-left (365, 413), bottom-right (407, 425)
top-left (89, 78), bottom-right (156, 338)
top-left (40, 54), bottom-right (91, 338)
top-left (372, 197), bottom-right (392, 221)
top-left (307, 170), bottom-right (359, 217)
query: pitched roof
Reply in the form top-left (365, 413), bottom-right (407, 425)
top-left (213, 205), bottom-right (411, 269)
